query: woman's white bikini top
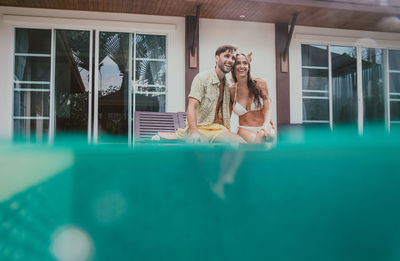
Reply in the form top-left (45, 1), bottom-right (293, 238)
top-left (233, 84), bottom-right (263, 116)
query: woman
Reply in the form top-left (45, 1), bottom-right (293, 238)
top-left (230, 53), bottom-right (275, 143)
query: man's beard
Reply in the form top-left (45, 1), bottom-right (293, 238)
top-left (218, 62), bottom-right (231, 74)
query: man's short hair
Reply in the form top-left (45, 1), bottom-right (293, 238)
top-left (215, 44), bottom-right (238, 56)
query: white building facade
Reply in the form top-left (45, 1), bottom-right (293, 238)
top-left (0, 6), bottom-right (399, 142)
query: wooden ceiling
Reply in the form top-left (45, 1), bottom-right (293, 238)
top-left (1, 0), bottom-right (400, 32)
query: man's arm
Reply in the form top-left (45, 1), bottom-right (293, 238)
top-left (187, 97), bottom-right (200, 133)
top-left (186, 97), bottom-right (205, 142)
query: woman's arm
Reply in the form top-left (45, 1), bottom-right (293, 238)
top-left (256, 79), bottom-right (270, 125)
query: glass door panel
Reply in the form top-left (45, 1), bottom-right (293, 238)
top-left (331, 46), bottom-right (358, 127)
top-left (14, 91), bottom-right (50, 117)
top-left (98, 32), bottom-right (129, 143)
top-left (135, 60), bottom-right (166, 112)
top-left (361, 48), bottom-right (387, 132)
top-left (13, 28), bottom-right (51, 142)
top-left (301, 44), bottom-right (329, 124)
top-left (134, 34), bottom-right (166, 113)
top-left (54, 30), bottom-right (90, 138)
top-left (13, 119), bottom-right (49, 141)
top-left (14, 56), bottom-right (51, 81)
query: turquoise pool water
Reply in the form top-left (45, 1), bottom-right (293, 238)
top-left (1, 127), bottom-right (399, 260)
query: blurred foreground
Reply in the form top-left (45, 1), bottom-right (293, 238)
top-left (0, 126), bottom-right (399, 261)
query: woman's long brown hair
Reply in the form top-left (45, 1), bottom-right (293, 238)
top-left (231, 53), bottom-right (264, 108)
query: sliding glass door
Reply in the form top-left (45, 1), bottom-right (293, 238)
top-left (13, 28), bottom-right (92, 142)
top-left (361, 48), bottom-right (386, 133)
top-left (301, 43), bottom-right (399, 133)
top-left (54, 30), bottom-right (91, 140)
top-left (95, 31), bottom-right (167, 144)
top-left (14, 28), bottom-right (167, 143)
top-left (331, 46), bottom-right (358, 128)
top-left (96, 32), bottom-right (130, 143)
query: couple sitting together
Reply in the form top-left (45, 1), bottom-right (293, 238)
top-left (178, 44), bottom-right (275, 144)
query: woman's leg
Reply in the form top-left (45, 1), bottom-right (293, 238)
top-left (238, 127), bottom-right (268, 143)
top-left (213, 131), bottom-right (246, 143)
top-left (238, 127), bottom-right (257, 143)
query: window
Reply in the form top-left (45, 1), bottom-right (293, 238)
top-left (13, 28), bottom-right (167, 143)
top-left (301, 43), bottom-right (400, 132)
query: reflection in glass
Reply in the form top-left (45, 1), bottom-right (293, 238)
top-left (133, 33), bottom-right (167, 113)
top-left (390, 101), bottom-right (400, 122)
top-left (135, 61), bottom-right (166, 86)
top-left (14, 57), bottom-right (50, 82)
top-left (362, 48), bottom-right (386, 129)
top-left (136, 34), bottom-right (166, 59)
top-left (301, 44), bottom-right (328, 67)
top-left (331, 46), bottom-right (357, 126)
top-left (13, 119), bottom-right (49, 142)
top-left (135, 94), bottom-right (165, 112)
top-left (302, 68), bottom-right (328, 91)
top-left (98, 32), bottom-right (129, 142)
top-left (55, 30), bottom-right (90, 136)
top-left (389, 50), bottom-right (400, 70)
top-left (15, 28), bottom-right (51, 54)
top-left (14, 91), bottom-right (50, 117)
top-left (302, 99), bottom-right (329, 121)
top-left (389, 74), bottom-right (400, 93)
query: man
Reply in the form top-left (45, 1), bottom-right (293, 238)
top-left (184, 44), bottom-right (246, 143)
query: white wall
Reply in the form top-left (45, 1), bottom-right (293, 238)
top-left (0, 10), bottom-right (14, 139)
top-left (199, 19), bottom-right (277, 124)
top-left (289, 26), bottom-right (400, 124)
top-left (0, 6), bottom-right (186, 138)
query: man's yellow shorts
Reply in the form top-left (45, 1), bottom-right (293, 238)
top-left (176, 123), bottom-right (229, 142)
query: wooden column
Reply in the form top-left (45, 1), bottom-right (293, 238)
top-left (275, 22), bottom-right (291, 126)
top-left (185, 16), bottom-right (199, 109)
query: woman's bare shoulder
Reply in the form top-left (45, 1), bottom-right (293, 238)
top-left (254, 78), bottom-right (267, 88)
